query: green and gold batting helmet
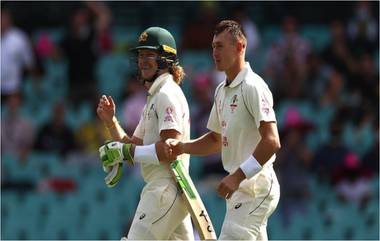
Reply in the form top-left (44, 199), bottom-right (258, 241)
top-left (132, 27), bottom-right (177, 55)
top-left (131, 27), bottom-right (178, 66)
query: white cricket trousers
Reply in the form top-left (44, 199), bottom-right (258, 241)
top-left (219, 165), bottom-right (280, 240)
top-left (127, 178), bottom-right (194, 240)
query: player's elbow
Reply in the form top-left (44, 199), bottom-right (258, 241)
top-left (273, 138), bottom-right (281, 153)
top-left (265, 136), bottom-right (281, 154)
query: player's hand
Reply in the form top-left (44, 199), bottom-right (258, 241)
top-left (156, 140), bottom-right (178, 162)
top-left (97, 95), bottom-right (116, 125)
top-left (217, 169), bottom-right (246, 199)
top-left (99, 141), bottom-right (131, 188)
top-left (165, 138), bottom-right (184, 156)
top-left (104, 163), bottom-right (123, 188)
top-left (99, 141), bottom-right (133, 167)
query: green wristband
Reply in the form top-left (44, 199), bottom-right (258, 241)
top-left (122, 144), bottom-right (134, 165)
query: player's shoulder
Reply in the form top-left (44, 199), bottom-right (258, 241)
top-left (244, 68), bottom-right (264, 85)
top-left (242, 69), bottom-right (274, 100)
top-left (244, 69), bottom-right (270, 90)
top-left (158, 77), bottom-right (185, 100)
top-left (160, 76), bottom-right (180, 93)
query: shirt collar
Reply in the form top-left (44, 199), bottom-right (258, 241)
top-left (148, 72), bottom-right (171, 96)
top-left (225, 62), bottom-right (251, 88)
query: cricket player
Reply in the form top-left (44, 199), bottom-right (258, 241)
top-left (166, 20), bottom-right (281, 240)
top-left (97, 27), bottom-right (194, 240)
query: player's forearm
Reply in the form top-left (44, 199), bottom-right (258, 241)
top-left (236, 137), bottom-right (280, 180)
top-left (105, 117), bottom-right (131, 142)
top-left (183, 131), bottom-right (221, 156)
top-left (253, 135), bottom-right (281, 165)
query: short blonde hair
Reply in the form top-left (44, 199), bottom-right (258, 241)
top-left (214, 20), bottom-right (247, 46)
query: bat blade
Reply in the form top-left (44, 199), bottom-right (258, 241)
top-left (170, 160), bottom-right (217, 240)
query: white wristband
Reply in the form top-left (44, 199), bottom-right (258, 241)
top-left (240, 155), bottom-right (262, 179)
top-left (134, 144), bottom-right (160, 165)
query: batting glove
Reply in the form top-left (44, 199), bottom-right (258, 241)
top-left (99, 141), bottom-right (134, 168)
top-left (104, 163), bottom-right (123, 187)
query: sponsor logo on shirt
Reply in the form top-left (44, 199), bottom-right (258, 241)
top-left (234, 203), bottom-right (242, 209)
top-left (147, 104), bottom-right (156, 120)
top-left (261, 94), bottom-right (270, 115)
top-left (221, 120), bottom-right (228, 147)
top-left (218, 99), bottom-right (223, 114)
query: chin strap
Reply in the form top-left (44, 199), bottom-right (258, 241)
top-left (141, 68), bottom-right (160, 84)
top-left (139, 56), bottom-right (169, 84)
top-left (138, 54), bottom-right (178, 85)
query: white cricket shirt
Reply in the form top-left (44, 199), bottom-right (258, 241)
top-left (207, 62), bottom-right (277, 174)
top-left (133, 73), bottom-right (190, 182)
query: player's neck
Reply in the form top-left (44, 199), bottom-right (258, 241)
top-left (225, 58), bottom-right (245, 84)
top-left (143, 69), bottom-right (168, 90)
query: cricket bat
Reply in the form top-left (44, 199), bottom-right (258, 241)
top-left (170, 160), bottom-right (217, 240)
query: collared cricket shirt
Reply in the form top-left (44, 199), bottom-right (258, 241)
top-left (207, 62), bottom-right (277, 174)
top-left (133, 73), bottom-right (190, 182)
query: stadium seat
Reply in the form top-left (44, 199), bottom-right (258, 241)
top-left (27, 152), bottom-right (62, 179)
top-left (1, 193), bottom-right (42, 240)
top-left (112, 25), bottom-right (142, 51)
top-left (200, 191), bottom-right (225, 236)
top-left (32, 28), bottom-right (65, 44)
top-left (260, 26), bottom-right (282, 50)
top-left (267, 209), bottom-right (286, 240)
top-left (189, 156), bottom-right (204, 181)
top-left (300, 25), bottom-right (331, 52)
top-left (181, 51), bottom-right (213, 73)
top-left (96, 53), bottom-right (130, 102)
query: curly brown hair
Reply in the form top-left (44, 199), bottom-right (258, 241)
top-left (169, 64), bottom-right (186, 85)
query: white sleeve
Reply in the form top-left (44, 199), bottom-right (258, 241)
top-left (156, 92), bottom-right (183, 134)
top-left (133, 108), bottom-right (145, 139)
top-left (206, 102), bottom-right (221, 134)
top-left (244, 82), bottom-right (277, 128)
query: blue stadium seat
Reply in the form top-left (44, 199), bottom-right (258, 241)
top-left (41, 198), bottom-right (80, 239)
top-left (200, 191), bottom-right (225, 236)
top-left (260, 26), bottom-right (282, 50)
top-left (81, 198), bottom-right (124, 239)
top-left (96, 53), bottom-right (130, 101)
top-left (32, 28), bottom-right (65, 44)
top-left (27, 152), bottom-right (62, 180)
top-left (65, 101), bottom-right (93, 130)
top-left (2, 193), bottom-right (43, 240)
top-left (112, 26), bottom-right (142, 46)
top-left (181, 51), bottom-right (213, 73)
top-left (300, 25), bottom-right (331, 52)
top-left (43, 59), bottom-right (69, 98)
top-left (267, 209), bottom-right (286, 240)
top-left (189, 156), bottom-right (204, 181)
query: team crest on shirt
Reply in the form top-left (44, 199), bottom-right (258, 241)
top-left (230, 95), bottom-right (238, 113)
